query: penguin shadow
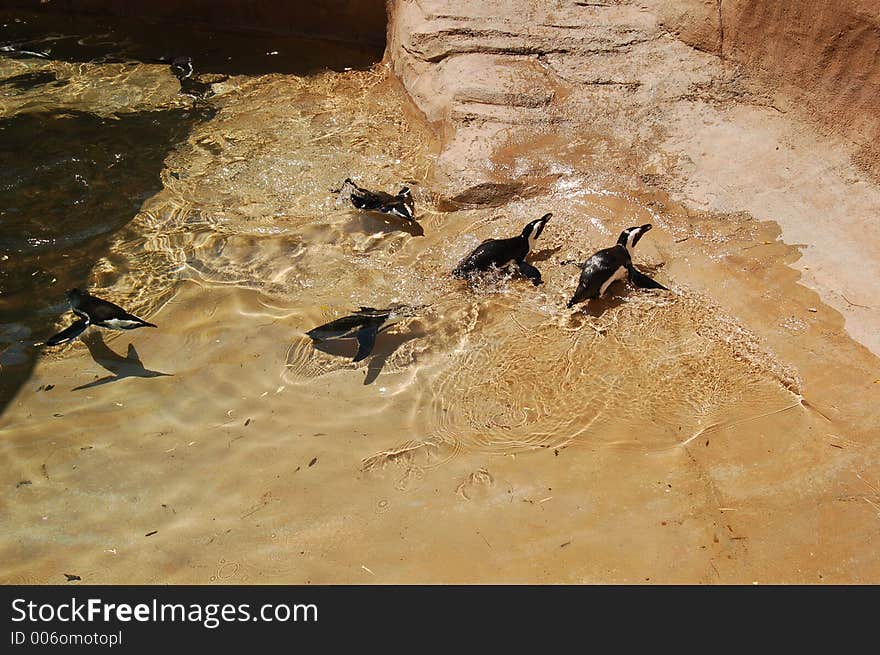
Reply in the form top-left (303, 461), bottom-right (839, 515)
top-left (345, 211), bottom-right (425, 238)
top-left (71, 333), bottom-right (171, 391)
top-left (0, 70), bottom-right (68, 92)
top-left (569, 292), bottom-right (628, 319)
top-left (310, 325), bottom-right (426, 386)
top-left (528, 246), bottom-right (562, 263)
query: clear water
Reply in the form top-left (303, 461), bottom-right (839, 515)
top-left (0, 11), bottom-right (836, 584)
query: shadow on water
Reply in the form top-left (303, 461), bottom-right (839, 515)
top-left (0, 107), bottom-right (207, 416)
top-left (529, 246), bottom-right (562, 263)
top-left (0, 9), bottom-right (384, 417)
top-left (309, 325), bottom-right (425, 386)
top-left (345, 212), bottom-right (426, 238)
top-left (570, 293), bottom-right (627, 319)
top-left (363, 327), bottom-right (426, 385)
top-left (0, 9), bottom-right (383, 76)
top-left (0, 69), bottom-right (66, 90)
top-left (71, 332), bottom-right (171, 391)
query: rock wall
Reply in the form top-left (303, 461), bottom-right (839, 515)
top-left (387, 0), bottom-right (880, 182)
top-left (384, 0), bottom-right (880, 355)
top-left (384, 0), bottom-right (729, 194)
top-left (658, 0), bottom-right (880, 178)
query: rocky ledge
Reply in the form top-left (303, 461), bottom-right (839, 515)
top-left (386, 0), bottom-right (880, 354)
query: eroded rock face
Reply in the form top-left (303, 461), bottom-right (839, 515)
top-left (657, 0), bottom-right (880, 181)
top-left (387, 0), bottom-right (735, 197)
top-left (386, 0), bottom-right (880, 355)
top-left (388, 0), bottom-right (880, 193)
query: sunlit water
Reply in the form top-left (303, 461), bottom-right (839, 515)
top-left (0, 11), bottom-right (828, 583)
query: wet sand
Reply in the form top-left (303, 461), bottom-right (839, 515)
top-left (2, 28), bottom-right (879, 584)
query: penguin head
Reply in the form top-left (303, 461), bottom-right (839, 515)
top-left (339, 178), bottom-right (357, 196)
top-left (170, 56), bottom-right (193, 80)
top-left (522, 213), bottom-right (552, 249)
top-left (65, 288), bottom-right (87, 306)
top-left (617, 224), bottom-right (652, 253)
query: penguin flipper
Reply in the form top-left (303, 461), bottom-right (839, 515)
top-left (353, 326), bottom-right (379, 362)
top-left (567, 286), bottom-right (590, 308)
top-left (44, 319), bottom-right (89, 346)
top-left (628, 266), bottom-right (668, 291)
top-left (517, 260), bottom-right (543, 286)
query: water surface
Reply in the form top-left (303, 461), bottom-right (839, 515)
top-left (1, 11), bottom-right (869, 584)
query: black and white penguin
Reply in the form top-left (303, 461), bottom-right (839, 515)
top-left (169, 55), bottom-right (194, 81)
top-left (566, 224), bottom-right (667, 308)
top-left (0, 44), bottom-right (50, 59)
top-left (339, 178), bottom-right (416, 222)
top-left (165, 56), bottom-right (219, 100)
top-left (306, 304), bottom-right (419, 362)
top-left (453, 212), bottom-right (552, 286)
top-left (44, 288), bottom-right (157, 346)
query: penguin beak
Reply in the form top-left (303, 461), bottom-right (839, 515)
top-left (533, 213), bottom-right (552, 239)
top-left (640, 224), bottom-right (652, 232)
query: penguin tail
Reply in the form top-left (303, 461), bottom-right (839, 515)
top-left (143, 321), bottom-right (158, 328)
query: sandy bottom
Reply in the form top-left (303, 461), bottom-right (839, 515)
top-left (1, 53), bottom-right (879, 583)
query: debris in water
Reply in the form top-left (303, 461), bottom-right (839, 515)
top-left (16, 480), bottom-right (32, 488)
top-left (145, 530), bottom-right (158, 537)
top-left (64, 574), bottom-right (81, 582)
top-left (308, 457), bottom-right (317, 467)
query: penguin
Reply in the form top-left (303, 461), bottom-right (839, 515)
top-left (165, 56), bottom-right (220, 100)
top-left (0, 44), bottom-right (50, 59)
top-left (339, 178), bottom-right (415, 222)
top-left (169, 55), bottom-right (194, 81)
top-left (453, 212), bottom-right (552, 286)
top-left (44, 288), bottom-right (157, 346)
top-left (306, 304), bottom-right (419, 362)
top-left (566, 223), bottom-right (667, 308)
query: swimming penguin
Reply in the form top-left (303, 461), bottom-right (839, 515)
top-left (306, 304), bottom-right (419, 362)
top-left (169, 55), bottom-right (194, 81)
top-left (165, 56), bottom-right (219, 100)
top-left (0, 44), bottom-right (50, 59)
top-left (339, 178), bottom-right (416, 222)
top-left (566, 223), bottom-right (668, 308)
top-left (453, 212), bottom-right (552, 286)
top-left (44, 288), bottom-right (157, 346)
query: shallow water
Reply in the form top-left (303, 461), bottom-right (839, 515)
top-left (2, 12), bottom-right (876, 584)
